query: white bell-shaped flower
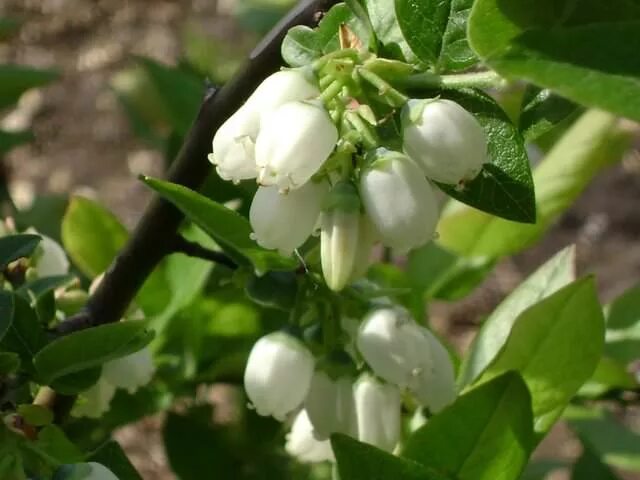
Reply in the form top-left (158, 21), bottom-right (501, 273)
top-left (32, 233), bottom-right (70, 277)
top-left (248, 69), bottom-right (320, 125)
top-left (209, 105), bottom-right (259, 183)
top-left (71, 379), bottom-right (116, 419)
top-left (402, 98), bottom-right (487, 185)
top-left (249, 180), bottom-right (328, 255)
top-left (209, 69), bottom-right (319, 184)
top-left (102, 347), bottom-right (155, 394)
top-left (244, 332), bottom-right (315, 421)
top-left (285, 409), bottom-right (335, 463)
top-left (353, 374), bottom-right (401, 452)
top-left (305, 371), bottom-right (357, 440)
top-left (410, 329), bottom-right (456, 413)
top-left (356, 308), bottom-right (456, 413)
top-left (360, 150), bottom-right (439, 253)
top-left (256, 100), bottom-right (338, 191)
top-left (56, 462), bottom-right (120, 480)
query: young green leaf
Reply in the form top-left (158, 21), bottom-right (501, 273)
top-left (61, 196), bottom-right (128, 278)
top-left (458, 246), bottom-right (576, 388)
top-left (438, 109), bottom-right (631, 258)
top-left (468, 0), bottom-right (640, 121)
top-left (519, 87), bottom-right (580, 142)
top-left (395, 0), bottom-right (476, 72)
top-left (0, 234), bottom-right (41, 269)
top-left (143, 177), bottom-right (297, 273)
top-left (364, 0), bottom-right (416, 62)
top-left (0, 65), bottom-right (58, 110)
top-left (571, 442), bottom-right (622, 480)
top-left (479, 277), bottom-right (605, 437)
top-left (332, 434), bottom-right (451, 480)
top-left (403, 373), bottom-right (534, 480)
top-left (0, 291), bottom-right (14, 343)
top-left (436, 88), bottom-right (535, 223)
top-left (34, 322), bottom-right (154, 384)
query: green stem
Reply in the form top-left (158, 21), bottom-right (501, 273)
top-left (401, 70), bottom-right (507, 90)
top-left (320, 78), bottom-right (345, 104)
top-left (345, 111), bottom-right (378, 149)
top-left (357, 68), bottom-right (409, 107)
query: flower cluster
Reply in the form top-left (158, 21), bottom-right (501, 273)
top-left (244, 307), bottom-right (455, 461)
top-left (210, 67), bottom-right (487, 291)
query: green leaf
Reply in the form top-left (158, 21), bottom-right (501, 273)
top-left (458, 246), bottom-right (576, 388)
top-left (0, 65), bottom-right (58, 110)
top-left (0, 291), bottom-right (14, 343)
top-left (332, 434), bottom-right (450, 480)
top-left (438, 109), bottom-right (631, 258)
top-left (0, 17), bottom-right (21, 40)
top-left (403, 373), bottom-right (534, 480)
top-left (571, 442), bottom-right (622, 480)
top-left (578, 356), bottom-right (638, 398)
top-left (395, 0), bottom-right (476, 71)
top-left (519, 87), bottom-right (580, 142)
top-left (61, 196), bottom-right (128, 278)
top-left (436, 88), bottom-right (535, 223)
top-left (17, 274), bottom-right (76, 303)
top-left (136, 57), bottom-right (203, 135)
top-left (406, 242), bottom-right (495, 302)
top-left (605, 283), bottom-right (640, 333)
top-left (89, 441), bottom-right (143, 480)
top-left (245, 271), bottom-right (298, 311)
top-left (34, 322), bottom-right (154, 384)
top-left (17, 405), bottom-right (53, 427)
top-left (480, 277), bottom-right (605, 437)
top-left (0, 295), bottom-right (46, 372)
top-left (364, 0), bottom-right (416, 62)
top-left (25, 425), bottom-right (83, 465)
top-left (0, 352), bottom-right (20, 375)
top-left (0, 129), bottom-right (33, 155)
top-left (143, 177), bottom-right (297, 273)
top-left (50, 367), bottom-right (102, 395)
top-left (565, 405), bottom-right (640, 472)
top-left (468, 0), bottom-right (640, 121)
top-left (281, 4), bottom-right (357, 67)
top-left (0, 234), bottom-right (41, 269)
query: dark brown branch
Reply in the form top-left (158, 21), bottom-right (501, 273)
top-left (172, 235), bottom-right (237, 270)
top-left (56, 0), bottom-right (340, 336)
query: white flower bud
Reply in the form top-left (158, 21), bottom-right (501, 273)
top-left (320, 182), bottom-right (362, 292)
top-left (250, 181), bottom-right (328, 255)
top-left (402, 98), bottom-right (487, 185)
top-left (305, 371), bottom-right (357, 440)
top-left (209, 106), bottom-right (259, 183)
top-left (356, 308), bottom-right (456, 413)
top-left (256, 100), bottom-right (338, 191)
top-left (350, 214), bottom-right (377, 280)
top-left (353, 374), bottom-right (401, 452)
top-left (360, 150), bottom-right (439, 253)
top-left (33, 233), bottom-right (70, 278)
top-left (102, 347), bottom-right (155, 394)
top-left (71, 379), bottom-right (116, 419)
top-left (244, 332), bottom-right (315, 421)
top-left (285, 410), bottom-right (335, 463)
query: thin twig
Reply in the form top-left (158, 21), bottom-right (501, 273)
top-left (56, 0), bottom-right (340, 336)
top-left (172, 235), bottom-right (237, 270)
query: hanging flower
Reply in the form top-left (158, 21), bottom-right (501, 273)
top-left (71, 379), bottom-right (116, 419)
top-left (256, 100), bottom-right (338, 191)
top-left (244, 332), bottom-right (315, 421)
top-left (304, 371), bottom-right (357, 440)
top-left (249, 180), bottom-right (328, 255)
top-left (360, 149), bottom-right (439, 253)
top-left (402, 98), bottom-right (487, 185)
top-left (54, 462), bottom-right (120, 480)
top-left (285, 409), bottom-right (335, 463)
top-left (102, 347), bottom-right (155, 394)
top-left (356, 307), bottom-right (456, 413)
top-left (31, 232), bottom-right (70, 278)
top-left (353, 374), bottom-right (401, 452)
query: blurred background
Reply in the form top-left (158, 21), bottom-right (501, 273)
top-left (1, 0), bottom-right (639, 478)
